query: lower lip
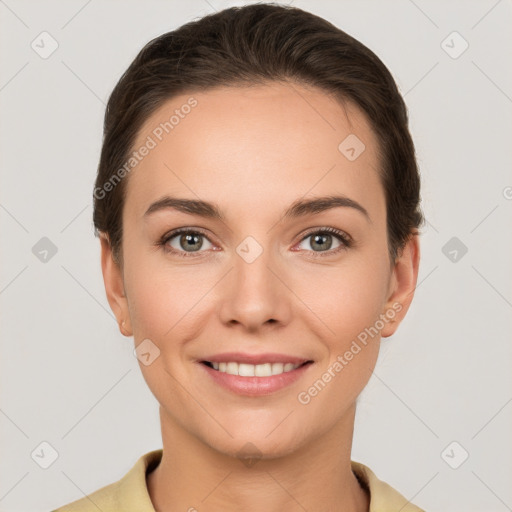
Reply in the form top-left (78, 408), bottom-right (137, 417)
top-left (199, 362), bottom-right (313, 396)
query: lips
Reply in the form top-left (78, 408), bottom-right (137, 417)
top-left (198, 352), bottom-right (314, 395)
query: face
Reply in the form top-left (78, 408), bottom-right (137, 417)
top-left (101, 82), bottom-right (420, 459)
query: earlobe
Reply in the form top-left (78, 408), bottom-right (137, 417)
top-left (120, 319), bottom-right (132, 337)
top-left (99, 234), bottom-right (133, 337)
top-left (380, 234), bottom-right (421, 339)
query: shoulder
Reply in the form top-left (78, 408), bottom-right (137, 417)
top-left (51, 449), bottom-right (163, 512)
top-left (50, 479), bottom-right (119, 512)
top-left (351, 460), bottom-right (426, 512)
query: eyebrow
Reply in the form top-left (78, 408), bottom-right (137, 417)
top-left (144, 194), bottom-right (371, 223)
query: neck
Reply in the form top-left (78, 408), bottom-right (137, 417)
top-left (147, 404), bottom-right (369, 512)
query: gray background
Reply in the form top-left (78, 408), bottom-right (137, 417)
top-left (1, 0), bottom-right (511, 510)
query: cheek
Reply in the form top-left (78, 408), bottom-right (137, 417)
top-left (294, 259), bottom-right (389, 417)
top-left (333, 268), bottom-right (388, 341)
top-left (293, 252), bottom-right (390, 346)
top-left (124, 250), bottom-right (211, 340)
top-left (328, 256), bottom-right (390, 388)
top-left (123, 259), bottom-right (206, 414)
top-left (126, 276), bottom-right (173, 339)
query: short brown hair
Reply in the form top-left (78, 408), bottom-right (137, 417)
top-left (93, 2), bottom-right (424, 266)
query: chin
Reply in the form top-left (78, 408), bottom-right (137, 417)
top-left (196, 418), bottom-right (313, 462)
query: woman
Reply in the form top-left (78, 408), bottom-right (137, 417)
top-left (53, 3), bottom-right (424, 511)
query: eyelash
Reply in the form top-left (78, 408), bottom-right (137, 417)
top-left (157, 226), bottom-right (353, 259)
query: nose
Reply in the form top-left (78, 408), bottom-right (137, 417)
top-left (218, 243), bottom-right (292, 332)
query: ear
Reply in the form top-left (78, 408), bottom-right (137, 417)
top-left (99, 233), bottom-right (133, 337)
top-left (380, 233), bottom-right (421, 338)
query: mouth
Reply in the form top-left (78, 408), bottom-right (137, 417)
top-left (201, 360), bottom-right (313, 377)
top-left (197, 353), bottom-right (314, 396)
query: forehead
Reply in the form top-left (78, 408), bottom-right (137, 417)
top-left (126, 82), bottom-right (384, 225)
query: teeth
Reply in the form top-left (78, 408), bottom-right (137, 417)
top-left (239, 363), bottom-right (255, 377)
top-left (272, 363), bottom-right (284, 375)
top-left (255, 363), bottom-right (272, 376)
top-left (208, 361), bottom-right (302, 376)
top-left (226, 362), bottom-right (238, 375)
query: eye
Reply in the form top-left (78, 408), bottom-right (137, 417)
top-left (159, 228), bottom-right (215, 257)
top-left (296, 227), bottom-right (352, 256)
top-left (157, 226), bottom-right (353, 258)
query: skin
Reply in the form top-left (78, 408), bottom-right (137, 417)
top-left (100, 81), bottom-right (420, 512)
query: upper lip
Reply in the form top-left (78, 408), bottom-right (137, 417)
top-left (200, 352), bottom-right (312, 365)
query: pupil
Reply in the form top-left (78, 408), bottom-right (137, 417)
top-left (182, 233), bottom-right (202, 251)
top-left (312, 234), bottom-right (332, 251)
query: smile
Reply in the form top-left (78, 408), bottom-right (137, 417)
top-left (202, 361), bottom-right (307, 377)
top-left (198, 354), bottom-right (314, 396)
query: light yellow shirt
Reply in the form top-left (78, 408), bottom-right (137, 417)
top-left (52, 449), bottom-right (425, 511)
